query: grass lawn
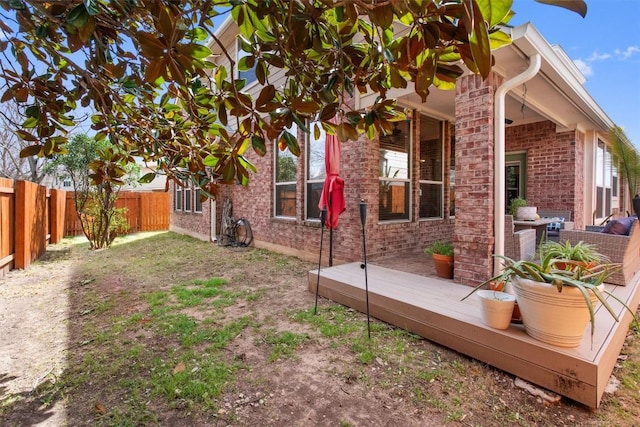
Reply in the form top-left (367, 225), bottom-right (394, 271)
top-left (1, 231), bottom-right (639, 426)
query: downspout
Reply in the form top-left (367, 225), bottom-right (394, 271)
top-left (494, 54), bottom-right (541, 274)
top-left (210, 199), bottom-right (217, 242)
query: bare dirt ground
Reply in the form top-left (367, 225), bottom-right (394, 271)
top-left (1, 232), bottom-right (638, 426)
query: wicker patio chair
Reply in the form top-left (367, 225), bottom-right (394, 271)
top-left (538, 209), bottom-right (574, 242)
top-left (504, 215), bottom-right (536, 261)
top-left (559, 221), bottom-right (640, 286)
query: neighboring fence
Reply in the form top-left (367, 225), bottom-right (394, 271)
top-left (64, 191), bottom-right (170, 236)
top-left (0, 178), bottom-right (67, 274)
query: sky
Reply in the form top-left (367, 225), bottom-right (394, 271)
top-left (509, 0), bottom-right (640, 146)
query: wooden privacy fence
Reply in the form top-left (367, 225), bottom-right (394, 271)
top-left (64, 191), bottom-right (170, 236)
top-left (0, 178), bottom-right (67, 273)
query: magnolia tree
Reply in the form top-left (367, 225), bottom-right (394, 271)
top-left (0, 103), bottom-right (49, 182)
top-left (0, 0), bottom-right (586, 197)
top-left (45, 133), bottom-right (140, 249)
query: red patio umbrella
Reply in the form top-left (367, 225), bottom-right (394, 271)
top-left (318, 118), bottom-right (345, 266)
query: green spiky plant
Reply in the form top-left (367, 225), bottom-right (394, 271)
top-left (609, 126), bottom-right (640, 204)
top-left (424, 241), bottom-right (454, 257)
top-left (538, 240), bottom-right (609, 265)
top-left (508, 197), bottom-right (528, 217)
top-left (461, 249), bottom-right (635, 340)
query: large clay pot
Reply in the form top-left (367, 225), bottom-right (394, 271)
top-left (431, 253), bottom-right (454, 279)
top-left (511, 276), bottom-right (601, 348)
top-left (477, 290), bottom-right (516, 330)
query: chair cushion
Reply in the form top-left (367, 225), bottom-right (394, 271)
top-left (545, 217), bottom-right (564, 235)
top-left (601, 217), bottom-right (636, 235)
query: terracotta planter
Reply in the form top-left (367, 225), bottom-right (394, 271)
top-left (511, 276), bottom-right (601, 348)
top-left (554, 260), bottom-right (597, 271)
top-left (431, 253), bottom-right (454, 279)
top-left (477, 290), bottom-right (516, 330)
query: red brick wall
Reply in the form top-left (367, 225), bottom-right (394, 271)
top-left (505, 121), bottom-right (584, 228)
top-left (168, 111), bottom-right (457, 267)
top-left (170, 188), bottom-right (215, 241)
top-left (453, 73), bottom-right (499, 285)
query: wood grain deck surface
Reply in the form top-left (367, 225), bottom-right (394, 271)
top-left (309, 262), bottom-right (640, 408)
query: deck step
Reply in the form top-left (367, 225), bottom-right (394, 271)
top-left (308, 262), bottom-right (640, 408)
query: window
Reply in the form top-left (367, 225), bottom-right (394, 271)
top-left (449, 137), bottom-right (456, 217)
top-left (306, 121), bottom-right (326, 220)
top-left (194, 188), bottom-right (203, 213)
top-left (184, 183), bottom-right (192, 212)
top-left (174, 183), bottom-right (183, 211)
top-left (595, 141), bottom-right (613, 219)
top-left (380, 120), bottom-right (411, 221)
top-left (274, 125), bottom-right (298, 217)
top-left (183, 183), bottom-right (192, 212)
top-left (418, 116), bottom-right (442, 219)
top-left (62, 180), bottom-right (72, 188)
top-left (237, 39), bottom-right (257, 86)
top-left (505, 152), bottom-right (527, 213)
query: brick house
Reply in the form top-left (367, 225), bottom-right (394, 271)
top-left (171, 20), bottom-right (632, 285)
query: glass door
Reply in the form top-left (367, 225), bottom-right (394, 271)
top-left (506, 152), bottom-right (527, 212)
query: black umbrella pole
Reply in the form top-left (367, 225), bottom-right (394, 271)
top-left (359, 199), bottom-right (371, 339)
top-left (328, 196), bottom-right (333, 267)
top-left (314, 208), bottom-right (327, 315)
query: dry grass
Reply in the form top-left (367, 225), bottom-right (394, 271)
top-left (1, 231), bottom-right (639, 426)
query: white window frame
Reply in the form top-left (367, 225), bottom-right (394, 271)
top-left (274, 124), bottom-right (298, 218)
top-left (418, 119), bottom-right (444, 220)
top-left (595, 140), bottom-right (614, 221)
top-left (184, 182), bottom-right (192, 212)
top-left (174, 183), bottom-right (183, 212)
top-left (194, 186), bottom-right (203, 213)
top-left (379, 119), bottom-right (412, 222)
top-left (305, 121), bottom-right (326, 221)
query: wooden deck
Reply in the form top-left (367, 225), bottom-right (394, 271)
top-left (308, 262), bottom-right (640, 408)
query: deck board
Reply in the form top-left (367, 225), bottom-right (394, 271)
top-left (308, 263), bottom-right (640, 408)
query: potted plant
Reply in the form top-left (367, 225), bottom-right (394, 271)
top-left (476, 289), bottom-right (516, 330)
top-left (489, 280), bottom-right (522, 323)
top-left (424, 241), bottom-right (454, 279)
top-left (509, 197), bottom-right (537, 221)
top-left (538, 240), bottom-right (609, 271)
top-left (461, 248), bottom-right (633, 348)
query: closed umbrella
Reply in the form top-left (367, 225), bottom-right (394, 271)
top-left (318, 118), bottom-right (345, 266)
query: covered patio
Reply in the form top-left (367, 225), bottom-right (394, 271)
top-left (308, 253), bottom-right (640, 409)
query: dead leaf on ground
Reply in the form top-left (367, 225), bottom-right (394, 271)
top-left (173, 362), bottom-right (186, 375)
top-left (94, 402), bottom-right (107, 415)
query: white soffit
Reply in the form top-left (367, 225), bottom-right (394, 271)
top-left (498, 22), bottom-right (615, 133)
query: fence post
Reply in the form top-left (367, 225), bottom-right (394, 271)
top-left (15, 180), bottom-right (47, 269)
top-left (49, 189), bottom-right (67, 243)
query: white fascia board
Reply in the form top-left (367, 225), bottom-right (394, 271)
top-left (510, 23), bottom-right (614, 132)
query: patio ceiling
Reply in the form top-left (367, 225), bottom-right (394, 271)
top-left (386, 23), bottom-right (614, 135)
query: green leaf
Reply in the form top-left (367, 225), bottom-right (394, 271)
top-left (20, 144), bottom-right (41, 157)
top-left (22, 117), bottom-right (38, 128)
top-left (251, 135), bottom-right (266, 156)
top-left (232, 5), bottom-right (254, 39)
top-left (67, 4), bottom-right (89, 28)
top-left (83, 0), bottom-right (100, 16)
top-left (476, 0), bottom-right (513, 28)
top-left (489, 30), bottom-right (512, 49)
top-left (464, 0), bottom-right (492, 79)
top-left (281, 131), bottom-right (300, 157)
top-left (185, 44), bottom-right (212, 59)
top-left (139, 172), bottom-right (156, 184)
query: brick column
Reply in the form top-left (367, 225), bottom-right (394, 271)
top-left (453, 73), bottom-right (501, 285)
